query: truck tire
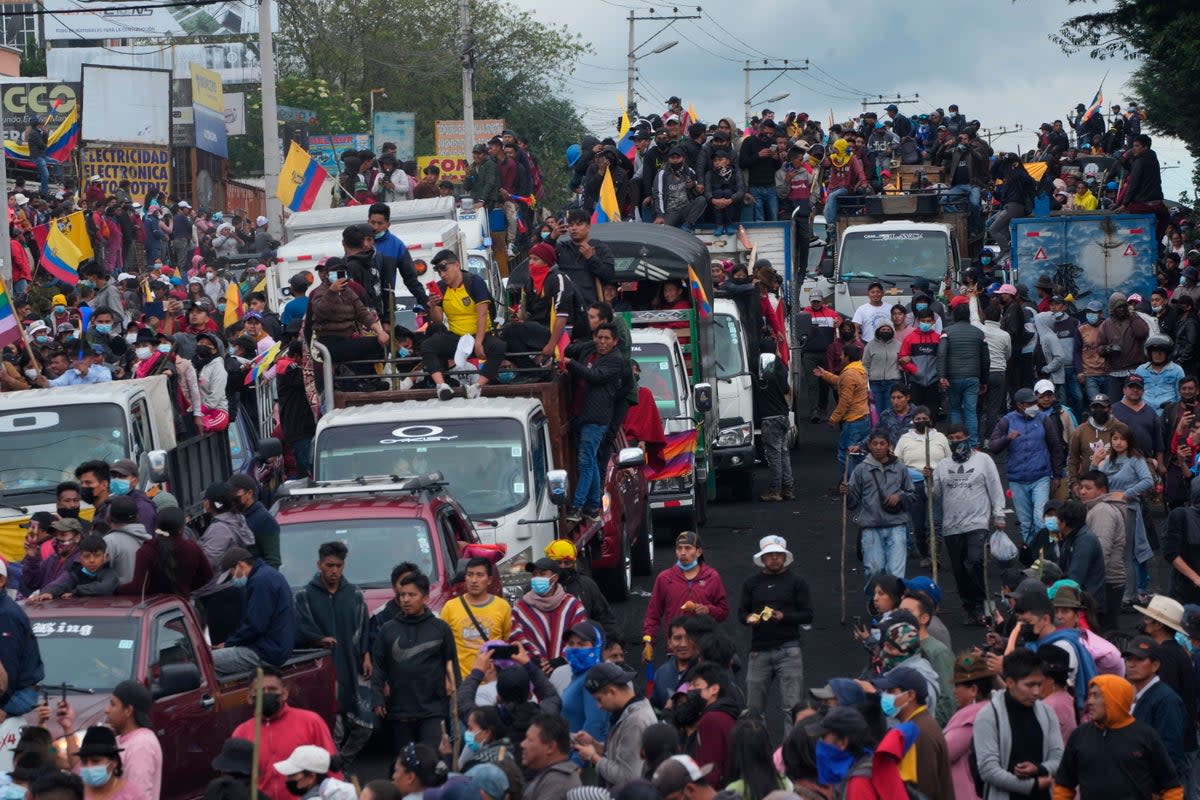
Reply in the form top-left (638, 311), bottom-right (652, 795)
top-left (632, 501), bottom-right (654, 576)
top-left (594, 524), bottom-right (632, 602)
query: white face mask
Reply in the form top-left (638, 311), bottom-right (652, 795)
top-left (135, 346), bottom-right (152, 360)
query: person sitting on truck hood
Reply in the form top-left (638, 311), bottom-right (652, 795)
top-left (643, 532), bottom-right (730, 643)
top-left (100, 496), bottom-right (152, 585)
top-left (512, 558), bottom-right (589, 666)
top-left (116, 506), bottom-right (213, 596)
top-left (273, 745), bottom-right (356, 800)
top-left (213, 546), bottom-right (297, 675)
top-left (367, 202), bottom-right (430, 326)
top-left (545, 539), bottom-right (616, 631)
top-left (196, 481), bottom-right (257, 570)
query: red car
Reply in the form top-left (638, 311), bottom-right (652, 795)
top-left (273, 476), bottom-right (499, 613)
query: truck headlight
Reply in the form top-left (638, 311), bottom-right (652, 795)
top-left (715, 423), bottom-right (752, 448)
top-left (651, 474), bottom-right (694, 494)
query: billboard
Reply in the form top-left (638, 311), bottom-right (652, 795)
top-left (306, 134), bottom-right (371, 171)
top-left (372, 112), bottom-right (415, 161)
top-left (190, 62), bottom-right (227, 158)
top-left (80, 144), bottom-right (172, 199)
top-left (417, 155), bottom-right (470, 184)
top-left (41, 0), bottom-right (272, 40)
top-left (434, 119), bottom-right (505, 156)
top-left (48, 43), bottom-right (260, 84)
top-left (81, 65), bottom-right (171, 145)
top-left (0, 80), bottom-right (79, 143)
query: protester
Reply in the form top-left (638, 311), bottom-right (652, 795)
top-left (212, 546), bottom-right (296, 676)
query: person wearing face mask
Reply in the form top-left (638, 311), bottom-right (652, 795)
top-left (1067, 393), bottom-right (1118, 491)
top-left (863, 321), bottom-right (902, 416)
top-left (652, 146), bottom-right (706, 230)
top-left (192, 332), bottom-right (229, 432)
top-left (897, 306), bottom-right (942, 410)
top-left (642, 532), bottom-right (730, 644)
top-left (107, 459), bottom-right (157, 532)
top-left (813, 707), bottom-right (914, 798)
top-left (19, 517), bottom-right (83, 595)
top-left (1077, 300), bottom-right (1109, 403)
top-left (367, 203), bottom-right (429, 330)
top-left (46, 292), bottom-right (80, 331)
top-left (932, 423), bottom-right (1007, 624)
top-left (893, 405), bottom-right (949, 554)
top-left (988, 388), bottom-right (1064, 548)
top-left (1043, 495), bottom-right (1108, 621)
top-left (863, 664), bottom-right (952, 800)
top-left (72, 726), bottom-right (136, 800)
top-left (212, 546), bottom-right (296, 676)
top-left (1098, 291), bottom-right (1150, 400)
top-left (511, 558), bottom-right (588, 668)
top-left (544, 539), bottom-right (614, 631)
top-left (273, 745), bottom-right (356, 800)
top-left (553, 621), bottom-right (609, 747)
top-left (231, 666), bottom-right (338, 800)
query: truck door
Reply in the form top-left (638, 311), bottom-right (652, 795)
top-left (147, 609), bottom-right (219, 797)
top-left (530, 415), bottom-right (550, 511)
top-left (129, 398), bottom-right (153, 461)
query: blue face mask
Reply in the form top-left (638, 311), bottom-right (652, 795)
top-left (79, 766), bottom-right (110, 788)
top-left (397, 346), bottom-right (411, 358)
top-left (815, 740), bottom-right (857, 786)
top-left (1086, 313), bottom-right (1100, 325)
top-left (879, 692), bottom-right (900, 718)
top-left (81, 566), bottom-right (97, 577)
top-left (498, 371), bottom-right (515, 383)
top-left (1044, 516), bottom-right (1060, 533)
top-left (564, 645), bottom-right (600, 673)
top-left (109, 478), bottom-right (131, 496)
top-left (3, 784), bottom-right (27, 800)
top-left (374, 230), bottom-right (387, 240)
top-left (918, 322), bottom-right (933, 333)
top-left (463, 730), bottom-right (483, 752)
top-left (530, 576), bottom-right (552, 596)
top-left (676, 559), bottom-right (697, 572)
top-left (1176, 631), bottom-right (1197, 654)
top-left (94, 324), bottom-right (112, 334)
top-left (157, 343), bottom-right (173, 354)
top-left (914, 302), bottom-right (929, 312)
top-left (540, 231), bottom-right (551, 241)
top-left (35, 335), bottom-right (50, 344)
top-left (980, 257), bottom-right (992, 266)
top-left (54, 304), bottom-right (66, 314)
top-left (231, 575), bottom-right (248, 588)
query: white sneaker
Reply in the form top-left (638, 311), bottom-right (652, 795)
top-left (399, 377), bottom-right (414, 391)
top-left (506, 243), bottom-right (516, 257)
top-left (465, 383), bottom-right (481, 399)
top-left (436, 383), bottom-right (453, 401)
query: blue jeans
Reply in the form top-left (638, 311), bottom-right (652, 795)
top-left (1010, 476), bottom-right (1051, 545)
top-left (942, 184), bottom-right (982, 233)
top-left (870, 380), bottom-right (896, 419)
top-left (572, 422), bottom-right (605, 509)
top-left (289, 436), bottom-right (313, 477)
top-left (1084, 376), bottom-right (1107, 407)
top-left (825, 188), bottom-right (849, 228)
top-left (1060, 368), bottom-right (1083, 419)
top-left (862, 524), bottom-right (908, 585)
top-left (748, 186), bottom-right (779, 222)
top-left (947, 377), bottom-right (980, 447)
top-left (837, 417), bottom-right (871, 471)
top-left (34, 156), bottom-right (49, 196)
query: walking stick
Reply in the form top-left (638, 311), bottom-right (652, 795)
top-left (840, 453), bottom-right (852, 624)
top-left (925, 434), bottom-right (938, 583)
top-left (982, 536), bottom-right (995, 619)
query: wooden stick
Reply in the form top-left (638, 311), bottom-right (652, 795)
top-left (925, 433), bottom-right (938, 583)
top-left (840, 453), bottom-right (852, 624)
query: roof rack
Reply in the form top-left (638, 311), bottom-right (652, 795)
top-left (279, 472), bottom-right (447, 500)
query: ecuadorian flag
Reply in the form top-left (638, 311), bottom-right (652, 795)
top-left (5, 108), bottom-right (79, 168)
top-left (41, 222), bottom-right (84, 286)
top-left (277, 142), bottom-right (327, 212)
top-left (591, 168), bottom-right (620, 224)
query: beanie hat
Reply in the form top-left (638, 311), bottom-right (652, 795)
top-left (528, 242), bottom-right (557, 267)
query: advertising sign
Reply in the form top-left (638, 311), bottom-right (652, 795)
top-left (307, 134), bottom-right (371, 171)
top-left (81, 65), bottom-right (171, 146)
top-left (372, 112), bottom-right (415, 161)
top-left (434, 119), bottom-right (505, 156)
top-left (417, 155), bottom-right (470, 184)
top-left (80, 144), bottom-right (172, 198)
top-left (42, 0), bottom-right (272, 40)
top-left (0, 80), bottom-right (79, 142)
top-left (190, 62), bottom-right (227, 157)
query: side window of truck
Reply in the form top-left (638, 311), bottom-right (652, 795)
top-left (531, 418), bottom-right (548, 501)
top-left (150, 612), bottom-right (203, 690)
top-left (130, 399), bottom-right (153, 459)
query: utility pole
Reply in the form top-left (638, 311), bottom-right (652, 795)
top-left (625, 8), bottom-right (698, 118)
top-left (743, 60), bottom-right (808, 127)
top-left (860, 94), bottom-right (920, 112)
top-left (258, 0), bottom-right (282, 240)
top-left (460, 0), bottom-right (475, 163)
top-left (982, 124), bottom-right (1023, 145)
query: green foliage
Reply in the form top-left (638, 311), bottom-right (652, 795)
top-left (19, 42), bottom-right (45, 78)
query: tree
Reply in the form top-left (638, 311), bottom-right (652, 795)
top-left (1051, 1), bottom-right (1200, 194)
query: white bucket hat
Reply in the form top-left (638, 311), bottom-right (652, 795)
top-left (754, 534), bottom-right (793, 567)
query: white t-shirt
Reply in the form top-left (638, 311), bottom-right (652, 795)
top-left (853, 302), bottom-right (892, 342)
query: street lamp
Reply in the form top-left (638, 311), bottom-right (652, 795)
top-left (626, 35), bottom-right (679, 116)
top-left (368, 87), bottom-right (387, 139)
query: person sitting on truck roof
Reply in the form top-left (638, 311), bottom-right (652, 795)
top-left (421, 248), bottom-right (508, 401)
top-left (552, 209), bottom-right (616, 306)
top-left (212, 546), bottom-right (297, 676)
top-left (502, 242), bottom-right (586, 366)
top-left (20, 517), bottom-right (83, 597)
top-left (109, 458), bottom-right (157, 534)
top-left (511, 557), bottom-right (588, 667)
top-left (367, 202), bottom-right (431, 325)
top-left (339, 224), bottom-right (385, 316)
top-left (305, 259), bottom-right (389, 385)
top-left (43, 345), bottom-right (112, 388)
top-left (116, 506), bottom-right (213, 596)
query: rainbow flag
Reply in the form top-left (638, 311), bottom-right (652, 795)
top-left (277, 142), bottom-right (327, 212)
top-left (591, 168), bottom-right (620, 224)
top-left (245, 340), bottom-right (282, 385)
top-left (509, 194), bottom-right (537, 209)
top-left (4, 108), bottom-right (79, 168)
top-left (687, 265), bottom-right (711, 321)
top-left (644, 430), bottom-right (698, 480)
top-left (1082, 83), bottom-right (1104, 123)
top-left (0, 275), bottom-right (21, 350)
top-left (40, 222), bottom-right (83, 285)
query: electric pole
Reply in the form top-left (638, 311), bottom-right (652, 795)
top-left (860, 94), bottom-right (920, 112)
top-left (625, 8), bottom-right (698, 118)
top-left (259, 0), bottom-right (282, 239)
top-left (743, 60), bottom-right (808, 127)
top-left (460, 0), bottom-right (475, 163)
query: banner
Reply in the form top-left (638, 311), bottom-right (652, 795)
top-left (417, 155), bottom-right (470, 184)
top-left (307, 134), bottom-right (371, 171)
top-left (0, 80), bottom-right (79, 142)
top-left (79, 144), bottom-right (171, 199)
top-left (190, 62), bottom-right (227, 157)
top-left (41, 0), bottom-right (275, 40)
top-left (372, 112), bottom-right (415, 161)
top-left (434, 119), bottom-right (505, 156)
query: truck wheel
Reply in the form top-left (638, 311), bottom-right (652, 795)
top-left (632, 501), bottom-right (654, 576)
top-left (594, 521), bottom-right (632, 602)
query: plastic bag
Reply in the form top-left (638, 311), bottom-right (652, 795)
top-left (989, 529), bottom-right (1019, 563)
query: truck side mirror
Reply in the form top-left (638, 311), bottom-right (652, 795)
top-left (153, 663), bottom-right (202, 698)
top-left (693, 383), bottom-right (713, 415)
top-left (145, 449), bottom-right (169, 484)
top-left (759, 352), bottom-right (778, 373)
top-left (256, 438), bottom-right (283, 460)
top-left (616, 447), bottom-right (646, 468)
top-left (547, 470), bottom-right (569, 505)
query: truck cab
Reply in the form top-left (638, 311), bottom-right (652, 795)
top-left (709, 297), bottom-right (757, 497)
top-left (827, 220), bottom-right (958, 318)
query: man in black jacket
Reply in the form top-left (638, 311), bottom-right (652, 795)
top-left (552, 210), bottom-right (615, 305)
top-left (758, 337), bottom-right (793, 501)
top-left (563, 323), bottom-right (625, 522)
top-left (738, 535), bottom-right (812, 739)
top-left (1117, 134), bottom-right (1170, 240)
top-left (739, 118), bottom-right (782, 221)
top-left (26, 119), bottom-right (48, 195)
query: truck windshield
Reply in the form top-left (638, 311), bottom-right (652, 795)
top-left (32, 618), bottom-right (138, 691)
top-left (0, 405), bottom-right (127, 498)
top-left (630, 342), bottom-right (680, 417)
top-left (278, 518), bottom-right (437, 589)
top-left (713, 314), bottom-right (745, 379)
top-left (839, 230), bottom-right (950, 283)
top-left (316, 418), bottom-right (527, 517)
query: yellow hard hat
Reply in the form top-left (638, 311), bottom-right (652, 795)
top-left (545, 539), bottom-right (577, 561)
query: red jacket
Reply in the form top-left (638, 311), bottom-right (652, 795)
top-left (693, 699), bottom-right (740, 787)
top-left (231, 705), bottom-right (338, 800)
top-left (642, 562), bottom-right (728, 639)
top-left (10, 240), bottom-right (30, 282)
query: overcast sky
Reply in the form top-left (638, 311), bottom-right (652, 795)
top-left (507, 0), bottom-right (1192, 200)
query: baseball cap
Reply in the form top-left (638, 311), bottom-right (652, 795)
top-left (1121, 634), bottom-right (1162, 661)
top-left (995, 283), bottom-right (1018, 296)
top-left (110, 458), bottom-right (137, 478)
top-left (809, 677), bottom-right (866, 706)
top-left (675, 531), bottom-right (701, 547)
top-left (1023, 558), bottom-right (1064, 583)
top-left (584, 662), bottom-right (636, 693)
top-left (524, 557), bottom-right (562, 575)
top-left (88, 175), bottom-right (102, 182)
top-left (652, 756), bottom-right (714, 795)
top-left (1013, 387), bottom-right (1037, 404)
top-left (810, 289), bottom-right (826, 300)
top-left (255, 215), bottom-right (269, 227)
top-left (244, 311), bottom-right (264, 321)
top-left (903, 576), bottom-right (942, 609)
top-left (465, 764), bottom-right (508, 800)
top-left (112, 680), bottom-right (153, 727)
top-left (218, 546), bottom-right (255, 573)
top-left (1125, 374), bottom-right (1145, 387)
top-left (51, 518), bottom-right (83, 534)
top-left (178, 201), bottom-right (192, 209)
top-left (870, 666), bottom-right (928, 703)
top-left (1090, 393), bottom-right (1112, 407)
top-left (273, 745), bottom-right (330, 776)
top-left (20, 510), bottom-right (55, 530)
top-left (1034, 379), bottom-right (1056, 396)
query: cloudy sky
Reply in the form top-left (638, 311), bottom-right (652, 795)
top-left (508, 0), bottom-right (1192, 200)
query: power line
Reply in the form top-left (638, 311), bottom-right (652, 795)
top-left (674, 27), bottom-right (740, 63)
top-left (783, 73), bottom-right (861, 102)
top-left (700, 9), bottom-right (780, 61)
top-left (808, 61), bottom-right (876, 98)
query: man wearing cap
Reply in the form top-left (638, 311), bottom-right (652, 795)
top-left (20, 517), bottom-right (83, 596)
top-left (1132, 595), bottom-right (1197, 717)
top-left (1112, 374), bottom-right (1165, 470)
top-left (546, 539), bottom-right (615, 630)
top-left (989, 387), bottom-right (1063, 547)
top-left (972, 649), bottom-right (1063, 800)
top-left (45, 344), bottom-right (112, 387)
top-left (511, 558), bottom-right (588, 667)
top-left (1034, 380), bottom-right (1076, 501)
top-left (651, 754), bottom-right (717, 800)
top-left (866, 665), bottom-right (952, 799)
top-left (273, 745), bottom-right (356, 800)
top-left (571, 662), bottom-right (656, 789)
top-left (799, 289), bottom-right (842, 421)
top-left (1067, 394), bottom-right (1118, 488)
top-left (421, 248), bottom-right (507, 400)
top-left (1055, 674), bottom-right (1185, 800)
top-left (643, 532), bottom-right (729, 643)
top-left (0, 556), bottom-right (43, 722)
top-left (1122, 635), bottom-right (1197, 784)
top-left (466, 142), bottom-right (499, 209)
top-left (103, 680), bottom-right (162, 800)
top-left (212, 546), bottom-right (297, 676)
top-left (737, 535), bottom-right (812, 737)
top-left (109, 458), bottom-right (158, 532)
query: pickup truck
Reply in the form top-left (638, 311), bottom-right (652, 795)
top-left (14, 595), bottom-right (336, 800)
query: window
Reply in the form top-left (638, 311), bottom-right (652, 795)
top-left (278, 518), bottom-right (437, 589)
top-left (530, 417), bottom-right (548, 502)
top-left (150, 613), bottom-right (202, 691)
top-left (0, 5), bottom-right (36, 49)
top-left (712, 315), bottom-right (746, 380)
top-left (437, 510), bottom-right (464, 562)
top-left (130, 399), bottom-right (152, 460)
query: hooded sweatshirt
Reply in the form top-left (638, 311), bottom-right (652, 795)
top-left (642, 562), bottom-right (729, 640)
top-left (370, 606), bottom-right (457, 719)
top-left (102, 522), bottom-right (151, 583)
top-left (1052, 675), bottom-right (1183, 800)
top-left (1083, 493), bottom-right (1128, 586)
top-left (692, 695), bottom-right (743, 787)
top-left (1098, 293), bottom-right (1150, 374)
top-left (847, 454), bottom-right (915, 528)
top-left (197, 511), bottom-right (257, 569)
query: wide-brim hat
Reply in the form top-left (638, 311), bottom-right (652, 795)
top-left (753, 535), bottom-right (793, 567)
top-left (76, 726), bottom-right (122, 758)
top-left (1134, 594), bottom-right (1188, 635)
